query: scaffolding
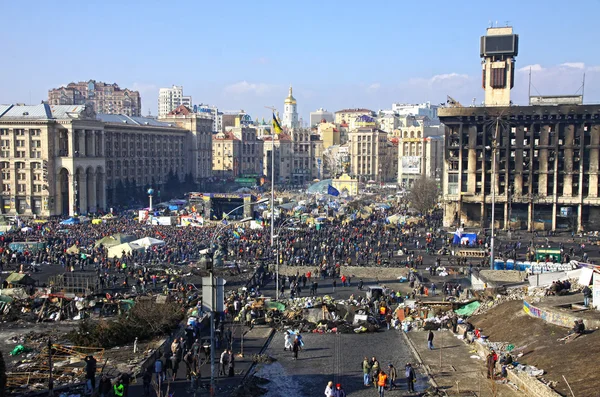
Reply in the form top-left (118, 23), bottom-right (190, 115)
top-left (48, 273), bottom-right (98, 294)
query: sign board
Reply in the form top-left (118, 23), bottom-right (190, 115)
top-left (402, 156), bottom-right (421, 174)
top-left (202, 276), bottom-right (226, 312)
top-left (594, 272), bottom-right (600, 309)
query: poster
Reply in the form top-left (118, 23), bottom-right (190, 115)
top-left (402, 156), bottom-right (421, 174)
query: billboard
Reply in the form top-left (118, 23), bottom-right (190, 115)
top-left (402, 156), bottom-right (421, 174)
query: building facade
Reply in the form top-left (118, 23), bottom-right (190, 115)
top-left (224, 125), bottom-right (264, 176)
top-left (347, 128), bottom-right (390, 182)
top-left (48, 80), bottom-right (141, 116)
top-left (100, 114), bottom-right (188, 206)
top-left (397, 133), bottom-right (443, 188)
top-left (317, 122), bottom-right (340, 149)
top-left (282, 86), bottom-right (299, 129)
top-left (310, 108), bottom-right (334, 127)
top-left (159, 105), bottom-right (213, 184)
top-left (334, 109), bottom-right (373, 127)
top-left (290, 129), bottom-right (314, 185)
top-left (193, 104), bottom-right (223, 133)
top-left (212, 131), bottom-right (240, 178)
top-left (262, 133), bottom-right (293, 183)
top-left (158, 86), bottom-right (192, 118)
top-left (440, 105), bottom-right (600, 232)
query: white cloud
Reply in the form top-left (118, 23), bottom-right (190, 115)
top-left (223, 81), bottom-right (275, 96)
top-left (518, 64), bottom-right (544, 72)
top-left (587, 65), bottom-right (600, 72)
top-left (254, 57), bottom-right (270, 65)
top-left (429, 73), bottom-right (469, 84)
top-left (560, 62), bottom-right (585, 70)
top-left (367, 83), bottom-right (381, 92)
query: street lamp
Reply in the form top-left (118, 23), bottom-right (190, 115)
top-left (273, 217), bottom-right (297, 300)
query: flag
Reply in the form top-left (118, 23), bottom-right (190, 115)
top-left (232, 230), bottom-right (240, 239)
top-left (272, 113), bottom-right (282, 135)
top-left (327, 185), bottom-right (340, 196)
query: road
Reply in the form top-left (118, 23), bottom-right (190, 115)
top-left (255, 329), bottom-right (427, 396)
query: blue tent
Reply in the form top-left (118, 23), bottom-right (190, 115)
top-left (452, 232), bottom-right (477, 245)
top-left (60, 218), bottom-right (80, 225)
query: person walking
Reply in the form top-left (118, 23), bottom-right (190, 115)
top-left (362, 357), bottom-right (372, 386)
top-left (292, 337), bottom-right (300, 360)
top-left (227, 349), bottom-right (235, 377)
top-left (324, 381), bottom-right (334, 397)
top-left (405, 363), bottom-right (416, 393)
top-left (219, 349), bottom-right (229, 376)
top-left (387, 363), bottom-right (397, 390)
top-left (486, 350), bottom-right (498, 379)
top-left (332, 383), bottom-right (347, 397)
top-left (377, 370), bottom-right (388, 397)
top-left (284, 332), bottom-right (293, 351)
top-left (427, 330), bottom-right (434, 350)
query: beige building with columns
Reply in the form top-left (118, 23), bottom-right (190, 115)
top-left (0, 103), bottom-right (194, 217)
top-left (262, 132), bottom-right (293, 183)
top-left (347, 127), bottom-right (392, 182)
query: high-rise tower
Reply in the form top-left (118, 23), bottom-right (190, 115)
top-left (480, 27), bottom-right (519, 106)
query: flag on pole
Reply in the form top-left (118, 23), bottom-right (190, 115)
top-left (272, 113), bottom-right (283, 135)
top-left (327, 185), bottom-right (340, 196)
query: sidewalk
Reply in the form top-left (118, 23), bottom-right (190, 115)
top-left (127, 324), bottom-right (273, 396)
top-left (405, 330), bottom-right (523, 397)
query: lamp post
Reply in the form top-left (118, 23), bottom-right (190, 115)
top-left (490, 118), bottom-right (499, 270)
top-left (147, 188), bottom-right (154, 212)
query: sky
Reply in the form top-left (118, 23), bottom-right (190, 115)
top-left (2, 0), bottom-right (600, 121)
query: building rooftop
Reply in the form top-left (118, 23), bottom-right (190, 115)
top-left (96, 114), bottom-right (177, 128)
top-left (0, 104), bottom-right (89, 120)
top-left (438, 103), bottom-right (600, 119)
top-left (335, 108), bottom-right (372, 114)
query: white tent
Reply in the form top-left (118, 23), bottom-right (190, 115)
top-left (107, 242), bottom-right (145, 259)
top-left (131, 237), bottom-right (166, 248)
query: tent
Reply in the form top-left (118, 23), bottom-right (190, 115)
top-left (91, 219), bottom-right (103, 225)
top-left (131, 237), bottom-right (165, 248)
top-left (66, 244), bottom-right (80, 255)
top-left (95, 236), bottom-right (119, 248)
top-left (107, 242), bottom-right (145, 259)
top-left (101, 213), bottom-right (115, 220)
top-left (60, 218), bottom-right (80, 225)
top-left (111, 233), bottom-right (136, 244)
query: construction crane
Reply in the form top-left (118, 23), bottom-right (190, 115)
top-left (446, 95), bottom-right (463, 108)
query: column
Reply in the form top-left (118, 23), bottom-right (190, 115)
top-left (88, 172), bottom-right (97, 213)
top-left (68, 174), bottom-right (76, 217)
top-left (55, 172), bottom-right (62, 216)
top-left (79, 174), bottom-right (88, 214)
top-left (504, 202), bottom-right (509, 230)
top-left (90, 131), bottom-right (96, 157)
top-left (552, 202), bottom-right (557, 231)
top-left (578, 204), bottom-right (583, 233)
top-left (98, 172), bottom-right (106, 211)
top-left (68, 130), bottom-right (74, 157)
top-left (528, 202), bottom-right (534, 232)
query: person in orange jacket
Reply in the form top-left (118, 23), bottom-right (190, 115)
top-left (377, 370), bottom-right (388, 397)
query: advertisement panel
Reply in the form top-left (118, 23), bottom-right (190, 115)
top-left (402, 156), bottom-right (421, 174)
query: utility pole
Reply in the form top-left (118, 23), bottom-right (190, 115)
top-left (209, 269), bottom-right (215, 396)
top-left (265, 105), bottom-right (278, 299)
top-left (490, 117), bottom-right (499, 270)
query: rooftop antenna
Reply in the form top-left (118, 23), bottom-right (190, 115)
top-left (505, 20), bottom-right (511, 27)
top-left (488, 20), bottom-right (493, 28)
top-left (495, 20), bottom-right (498, 27)
top-left (528, 67), bottom-right (532, 104)
top-left (471, 97), bottom-right (477, 107)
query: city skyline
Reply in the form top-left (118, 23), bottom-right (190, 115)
top-left (1, 1), bottom-right (599, 120)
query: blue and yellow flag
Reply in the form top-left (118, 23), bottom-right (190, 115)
top-left (272, 113), bottom-right (283, 135)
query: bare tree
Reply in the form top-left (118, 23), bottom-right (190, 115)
top-left (322, 150), bottom-right (343, 178)
top-left (408, 176), bottom-right (439, 214)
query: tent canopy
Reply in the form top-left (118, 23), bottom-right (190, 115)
top-left (60, 218), bottom-right (80, 225)
top-left (107, 242), bottom-right (145, 259)
top-left (131, 237), bottom-right (165, 248)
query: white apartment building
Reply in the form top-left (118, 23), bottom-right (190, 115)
top-left (391, 101), bottom-right (440, 123)
top-left (309, 108), bottom-right (334, 127)
top-left (193, 104), bottom-right (223, 133)
top-left (158, 85), bottom-right (192, 118)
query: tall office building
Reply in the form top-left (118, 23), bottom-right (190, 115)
top-left (310, 108), bottom-right (334, 127)
top-left (48, 80), bottom-right (141, 116)
top-left (158, 85), bottom-right (192, 118)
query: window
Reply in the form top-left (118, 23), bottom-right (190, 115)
top-left (17, 173), bottom-right (26, 180)
top-left (15, 129), bottom-right (25, 136)
top-left (1, 171), bottom-right (9, 179)
top-left (31, 140), bottom-right (41, 148)
top-left (16, 140), bottom-right (25, 147)
top-left (30, 129), bottom-right (41, 136)
top-left (17, 184), bottom-right (26, 192)
top-left (16, 151), bottom-right (25, 158)
top-left (15, 162), bottom-right (25, 169)
top-left (33, 184), bottom-right (43, 193)
top-left (1, 140), bottom-right (9, 146)
top-left (0, 129), bottom-right (8, 136)
top-left (2, 183), bottom-right (10, 191)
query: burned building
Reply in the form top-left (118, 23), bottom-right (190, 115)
top-left (440, 26), bottom-right (600, 232)
top-left (440, 103), bottom-right (600, 232)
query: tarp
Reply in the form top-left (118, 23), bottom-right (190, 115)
top-left (91, 219), bottom-right (103, 225)
top-left (66, 244), bottom-right (80, 254)
top-left (131, 237), bottom-right (165, 248)
top-left (454, 301), bottom-right (481, 316)
top-left (107, 242), bottom-right (145, 258)
top-left (101, 213), bottom-right (115, 220)
top-left (6, 273), bottom-right (36, 286)
top-left (60, 218), bottom-right (80, 225)
top-left (453, 232), bottom-right (477, 245)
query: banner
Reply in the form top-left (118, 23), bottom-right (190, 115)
top-left (402, 156), bottom-right (421, 174)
